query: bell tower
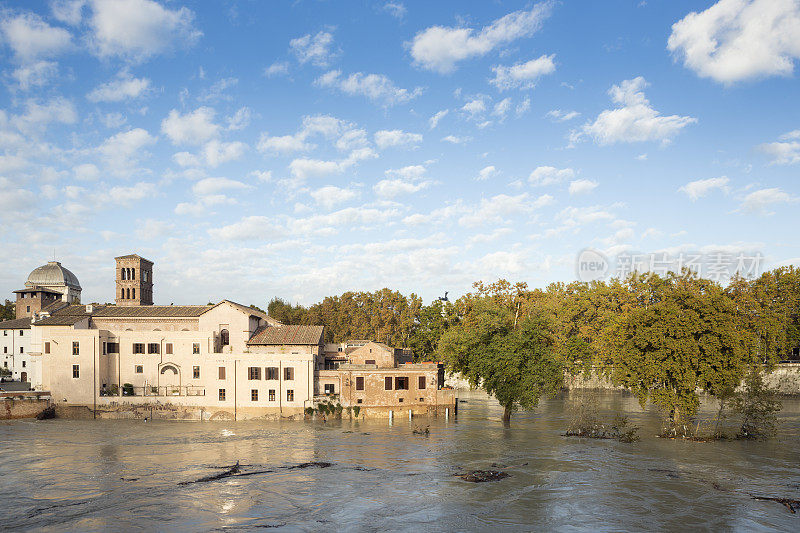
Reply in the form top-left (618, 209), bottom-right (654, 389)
top-left (115, 254), bottom-right (154, 306)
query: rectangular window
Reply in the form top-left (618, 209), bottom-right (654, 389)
top-left (19, 330), bottom-right (24, 336)
top-left (251, 389), bottom-right (258, 401)
top-left (395, 377), bottom-right (409, 390)
top-left (248, 367), bottom-right (261, 380)
top-left (218, 366), bottom-right (226, 380)
top-left (107, 342), bottom-right (119, 354)
top-left (102, 342), bottom-right (106, 355)
top-left (286, 389), bottom-right (294, 401)
top-left (20, 347), bottom-right (24, 354)
top-left (266, 367), bottom-right (279, 380)
top-left (284, 367), bottom-right (294, 380)
top-left (365, 359), bottom-right (376, 365)
top-left (72, 364), bottom-right (79, 378)
top-left (356, 376), bottom-right (364, 391)
top-left (418, 376), bottom-right (426, 390)
top-left (3, 347), bottom-right (6, 354)
top-left (385, 376), bottom-right (393, 390)
top-left (324, 384), bottom-right (335, 394)
top-left (193, 343), bottom-right (200, 354)
top-left (72, 341), bottom-right (79, 355)
top-left (219, 389), bottom-right (226, 401)
top-left (21, 361), bottom-right (25, 367)
top-left (166, 343), bottom-right (173, 355)
top-left (147, 343), bottom-right (159, 354)
top-left (133, 343), bottom-right (145, 354)
top-left (193, 366), bottom-right (200, 379)
top-left (26, 306), bottom-right (30, 313)
top-left (135, 365), bottom-right (143, 373)
top-left (269, 389), bottom-right (275, 401)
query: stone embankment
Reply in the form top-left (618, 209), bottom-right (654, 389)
top-left (1, 391), bottom-right (52, 419)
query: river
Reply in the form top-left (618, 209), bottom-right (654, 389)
top-left (1, 391), bottom-right (799, 531)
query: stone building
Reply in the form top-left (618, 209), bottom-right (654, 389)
top-left (0, 317), bottom-right (32, 384)
top-left (14, 261), bottom-right (82, 319)
top-left (115, 254), bottom-right (153, 306)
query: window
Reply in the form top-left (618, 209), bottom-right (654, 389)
top-left (286, 389), bottom-right (294, 401)
top-left (2, 347), bottom-right (6, 354)
top-left (20, 347), bottom-right (24, 354)
top-left (2, 331), bottom-right (6, 336)
top-left (131, 268), bottom-right (135, 280)
top-left (269, 389), bottom-right (275, 401)
top-left (284, 367), bottom-right (294, 380)
top-left (218, 366), bottom-right (226, 379)
top-left (19, 330), bottom-right (24, 336)
top-left (147, 343), bottom-right (159, 354)
top-left (219, 389), bottom-right (226, 401)
top-left (72, 364), bottom-right (79, 378)
top-left (72, 341), bottom-right (79, 355)
top-left (26, 306), bottom-right (30, 313)
top-left (357, 398), bottom-right (362, 404)
top-left (220, 329), bottom-right (229, 346)
top-left (266, 367), bottom-right (279, 380)
top-left (398, 397), bottom-right (404, 403)
top-left (356, 376), bottom-right (364, 391)
top-left (395, 377), bottom-right (409, 390)
top-left (385, 377), bottom-right (393, 390)
top-left (418, 376), bottom-right (426, 390)
top-left (193, 366), bottom-right (200, 379)
top-left (135, 365), bottom-right (143, 373)
top-left (251, 389), bottom-right (258, 401)
top-left (166, 343), bottom-right (173, 355)
top-left (133, 343), bottom-right (145, 354)
top-left (324, 384), bottom-right (335, 394)
top-left (248, 367), bottom-right (261, 380)
top-left (193, 343), bottom-right (200, 354)
top-left (107, 342), bottom-right (119, 354)
top-left (365, 359), bottom-right (375, 365)
top-left (21, 361), bottom-right (25, 367)
top-left (102, 342), bottom-right (106, 355)
top-left (132, 288), bottom-right (136, 300)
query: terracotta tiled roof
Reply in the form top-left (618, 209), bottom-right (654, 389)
top-left (248, 325), bottom-right (324, 345)
top-left (34, 314), bottom-right (90, 326)
top-left (114, 254), bottom-right (153, 263)
top-left (0, 317), bottom-right (32, 330)
top-left (92, 305), bottom-right (212, 318)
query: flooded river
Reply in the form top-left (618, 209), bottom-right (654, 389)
top-left (1, 391), bottom-right (799, 531)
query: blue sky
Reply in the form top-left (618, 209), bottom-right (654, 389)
top-left (1, 0), bottom-right (799, 306)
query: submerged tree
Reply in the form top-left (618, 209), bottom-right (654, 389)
top-left (610, 272), bottom-right (749, 426)
top-left (733, 367), bottom-right (782, 440)
top-left (437, 297), bottom-right (563, 424)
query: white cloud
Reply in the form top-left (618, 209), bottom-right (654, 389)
top-left (515, 97), bottom-right (531, 116)
top-left (374, 129), bottom-right (423, 149)
top-left (568, 179), bottom-right (598, 195)
top-left (192, 177), bottom-right (251, 196)
top-left (374, 179), bottom-right (431, 198)
top-left (87, 74), bottom-right (151, 102)
top-left (315, 70), bottom-right (423, 106)
top-left (172, 151), bottom-right (199, 167)
top-left (10, 97), bottom-right (77, 135)
top-left (198, 77), bottom-right (238, 102)
top-left (289, 158), bottom-right (343, 180)
top-left (209, 215), bottom-right (284, 241)
top-left (668, 0), bottom-right (800, 84)
top-left (50, 0), bottom-right (85, 26)
top-left (442, 135), bottom-right (469, 144)
top-left (88, 0), bottom-right (201, 61)
top-left (758, 130), bottom-right (800, 164)
top-left (461, 98), bottom-right (487, 117)
top-left (264, 61), bottom-right (289, 77)
top-left (492, 97), bottom-right (512, 120)
top-left (310, 185), bottom-right (359, 210)
top-left (739, 187), bottom-right (796, 214)
top-left (97, 127), bottom-right (156, 168)
top-left (529, 165), bottom-right (575, 186)
top-left (429, 109), bottom-right (449, 129)
top-left (226, 107), bottom-right (251, 131)
top-left (290, 31), bottom-right (336, 66)
top-left (384, 2), bottom-right (406, 19)
top-left (73, 163), bottom-right (99, 181)
top-left (161, 107), bottom-right (220, 146)
top-left (10, 61), bottom-right (58, 90)
top-left (459, 193), bottom-right (551, 227)
top-left (258, 133), bottom-right (310, 154)
top-left (0, 12), bottom-right (72, 61)
top-left (490, 54), bottom-right (556, 90)
top-left (476, 165), bottom-right (498, 181)
top-left (679, 176), bottom-right (730, 200)
top-left (581, 77), bottom-right (696, 144)
top-left (409, 2), bottom-right (552, 73)
top-left (250, 170), bottom-right (272, 183)
top-left (546, 109), bottom-right (580, 122)
top-left (202, 140), bottom-right (247, 167)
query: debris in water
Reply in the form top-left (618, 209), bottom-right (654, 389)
top-left (284, 461), bottom-right (333, 470)
top-left (412, 426), bottom-right (430, 436)
top-left (751, 494), bottom-right (800, 514)
top-left (353, 466), bottom-right (374, 471)
top-left (36, 406), bottom-right (56, 420)
top-left (455, 470), bottom-right (509, 483)
top-left (180, 461), bottom-right (241, 485)
top-left (120, 477), bottom-right (139, 482)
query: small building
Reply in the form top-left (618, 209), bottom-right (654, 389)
top-left (0, 317), bottom-right (34, 386)
top-left (14, 261), bottom-right (82, 319)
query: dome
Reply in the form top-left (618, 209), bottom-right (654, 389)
top-left (25, 261), bottom-right (82, 290)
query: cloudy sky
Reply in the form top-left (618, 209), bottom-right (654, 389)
top-left (1, 0), bottom-right (799, 306)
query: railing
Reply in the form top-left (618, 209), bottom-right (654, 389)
top-left (99, 385), bottom-right (205, 397)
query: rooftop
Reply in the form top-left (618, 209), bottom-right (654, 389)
top-left (0, 317), bottom-right (32, 330)
top-left (248, 325), bottom-right (324, 345)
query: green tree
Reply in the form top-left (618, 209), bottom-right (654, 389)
top-left (266, 297), bottom-right (307, 325)
top-left (0, 300), bottom-right (14, 321)
top-left (611, 272), bottom-right (749, 425)
top-left (438, 297), bottom-right (563, 424)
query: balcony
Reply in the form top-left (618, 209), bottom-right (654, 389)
top-left (100, 385), bottom-right (206, 397)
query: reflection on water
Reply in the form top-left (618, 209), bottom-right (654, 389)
top-left (1, 391), bottom-right (799, 531)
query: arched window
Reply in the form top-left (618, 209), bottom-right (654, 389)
top-left (121, 288), bottom-right (125, 299)
top-left (220, 329), bottom-right (230, 346)
top-left (131, 268), bottom-right (135, 280)
top-left (126, 288), bottom-right (130, 299)
top-left (121, 268), bottom-right (126, 280)
top-left (132, 288), bottom-right (136, 300)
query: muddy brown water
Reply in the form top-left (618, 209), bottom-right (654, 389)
top-left (1, 391), bottom-right (799, 531)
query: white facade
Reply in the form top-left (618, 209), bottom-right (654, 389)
top-left (0, 323), bottom-right (35, 385)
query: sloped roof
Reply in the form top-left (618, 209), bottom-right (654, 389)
top-left (34, 314), bottom-right (90, 326)
top-left (13, 286), bottom-right (62, 295)
top-left (92, 305), bottom-right (212, 318)
top-left (248, 325), bottom-right (324, 345)
top-left (0, 317), bottom-right (32, 330)
top-left (211, 300), bottom-right (282, 326)
top-left (115, 254), bottom-right (153, 264)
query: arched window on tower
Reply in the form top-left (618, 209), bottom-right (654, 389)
top-left (131, 268), bottom-right (135, 280)
top-left (121, 288), bottom-right (125, 299)
top-left (132, 288), bottom-right (136, 300)
top-left (121, 268), bottom-right (126, 280)
top-left (220, 329), bottom-right (230, 347)
top-left (126, 288), bottom-right (130, 299)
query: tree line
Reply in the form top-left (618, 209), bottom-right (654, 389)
top-left (264, 266), bottom-right (799, 428)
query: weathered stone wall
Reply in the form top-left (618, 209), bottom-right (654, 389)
top-left (1, 397), bottom-right (51, 419)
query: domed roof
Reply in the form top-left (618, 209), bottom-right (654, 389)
top-left (25, 261), bottom-right (81, 290)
